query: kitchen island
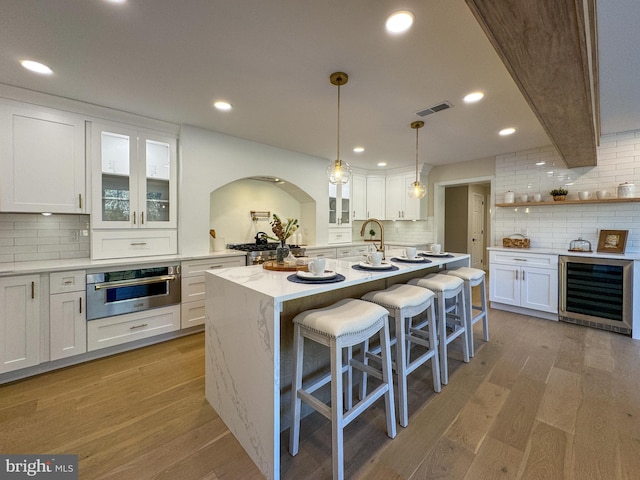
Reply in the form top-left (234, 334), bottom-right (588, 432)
top-left (204, 250), bottom-right (470, 479)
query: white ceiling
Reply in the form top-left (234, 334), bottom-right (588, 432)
top-left (0, 0), bottom-right (637, 171)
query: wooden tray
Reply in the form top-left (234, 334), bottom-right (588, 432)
top-left (262, 261), bottom-right (308, 272)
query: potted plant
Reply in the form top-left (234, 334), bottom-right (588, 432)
top-left (550, 187), bottom-right (568, 201)
top-left (369, 228), bottom-right (376, 240)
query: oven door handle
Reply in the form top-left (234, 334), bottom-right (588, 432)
top-left (93, 274), bottom-right (177, 290)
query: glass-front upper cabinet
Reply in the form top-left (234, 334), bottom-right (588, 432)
top-left (91, 123), bottom-right (177, 229)
top-left (328, 182), bottom-right (350, 226)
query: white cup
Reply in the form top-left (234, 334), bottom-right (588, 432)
top-left (520, 194), bottom-right (528, 203)
top-left (532, 193), bottom-right (542, 202)
top-left (366, 251), bottom-right (383, 266)
top-left (596, 190), bottom-right (607, 200)
top-left (578, 191), bottom-right (591, 200)
top-left (405, 247), bottom-right (417, 259)
top-left (431, 244), bottom-right (442, 255)
top-left (308, 257), bottom-right (326, 275)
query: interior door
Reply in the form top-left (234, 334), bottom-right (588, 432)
top-left (470, 193), bottom-right (485, 269)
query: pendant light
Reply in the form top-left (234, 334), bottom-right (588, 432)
top-left (327, 72), bottom-right (352, 185)
top-left (408, 120), bottom-right (427, 199)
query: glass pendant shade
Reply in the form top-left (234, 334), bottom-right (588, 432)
top-left (409, 120), bottom-right (426, 199)
top-left (328, 72), bottom-right (351, 185)
top-left (408, 180), bottom-right (426, 199)
top-left (327, 159), bottom-right (352, 185)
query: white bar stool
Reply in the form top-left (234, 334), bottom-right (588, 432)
top-left (361, 283), bottom-right (441, 427)
top-left (408, 273), bottom-right (469, 385)
top-left (446, 266), bottom-right (489, 357)
top-left (289, 298), bottom-right (397, 480)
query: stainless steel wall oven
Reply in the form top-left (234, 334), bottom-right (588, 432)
top-left (86, 265), bottom-right (181, 320)
top-left (559, 256), bottom-right (632, 335)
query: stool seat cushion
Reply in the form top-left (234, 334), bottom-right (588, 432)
top-left (408, 273), bottom-right (463, 292)
top-left (362, 284), bottom-right (434, 310)
top-left (293, 298), bottom-right (388, 339)
top-left (446, 267), bottom-right (485, 281)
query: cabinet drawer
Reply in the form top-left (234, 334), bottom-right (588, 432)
top-left (336, 246), bottom-right (354, 258)
top-left (352, 245), bottom-right (371, 256)
top-left (305, 247), bottom-right (336, 259)
top-left (490, 251), bottom-right (558, 269)
top-left (87, 305), bottom-right (180, 351)
top-left (50, 270), bottom-right (86, 294)
top-left (182, 256), bottom-right (245, 276)
top-left (182, 275), bottom-right (205, 301)
top-left (91, 230), bottom-right (177, 260)
top-left (181, 300), bottom-right (205, 329)
top-left (328, 227), bottom-right (352, 244)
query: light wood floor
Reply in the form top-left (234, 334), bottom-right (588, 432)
top-left (1, 307), bottom-right (639, 479)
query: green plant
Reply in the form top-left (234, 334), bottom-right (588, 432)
top-left (369, 228), bottom-right (376, 237)
top-left (550, 188), bottom-right (568, 196)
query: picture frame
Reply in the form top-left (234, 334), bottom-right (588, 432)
top-left (596, 229), bottom-right (628, 253)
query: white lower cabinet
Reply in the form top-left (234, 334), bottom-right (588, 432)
top-left (180, 256), bottom-right (245, 328)
top-left (489, 251), bottom-right (558, 317)
top-left (49, 270), bottom-right (87, 361)
top-left (87, 305), bottom-right (180, 351)
top-left (0, 275), bottom-right (40, 373)
top-left (304, 247), bottom-right (337, 259)
top-left (92, 230), bottom-right (177, 260)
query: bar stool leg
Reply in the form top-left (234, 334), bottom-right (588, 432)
top-left (379, 319), bottom-right (397, 439)
top-left (480, 279), bottom-right (489, 341)
top-left (289, 323), bottom-right (303, 456)
top-left (459, 289), bottom-right (470, 363)
top-left (393, 308), bottom-right (409, 427)
top-left (330, 339), bottom-right (344, 480)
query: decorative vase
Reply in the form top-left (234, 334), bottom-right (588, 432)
top-left (553, 195), bottom-right (567, 201)
top-left (276, 241), bottom-right (290, 264)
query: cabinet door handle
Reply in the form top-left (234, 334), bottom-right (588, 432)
top-left (31, 281), bottom-right (35, 299)
top-left (79, 297), bottom-right (82, 314)
top-left (129, 323), bottom-right (148, 330)
top-left (515, 270), bottom-right (518, 281)
top-left (141, 211), bottom-right (144, 224)
top-left (130, 242), bottom-right (148, 246)
top-left (514, 258), bottom-right (528, 262)
top-left (133, 211), bottom-right (136, 225)
top-left (522, 271), bottom-right (526, 281)
top-left (78, 193), bottom-right (83, 209)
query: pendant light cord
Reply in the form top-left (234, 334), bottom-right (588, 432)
top-left (415, 125), bottom-right (419, 181)
top-left (336, 83), bottom-right (341, 165)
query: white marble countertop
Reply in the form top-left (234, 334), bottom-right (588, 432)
top-left (0, 249), bottom-right (246, 276)
top-left (487, 246), bottom-right (640, 260)
top-left (208, 249), bottom-right (470, 303)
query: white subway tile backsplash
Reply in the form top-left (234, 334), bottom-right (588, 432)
top-left (0, 213), bottom-right (90, 263)
top-left (495, 130), bottom-right (640, 253)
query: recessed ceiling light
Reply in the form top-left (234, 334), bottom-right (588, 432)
top-left (499, 127), bottom-right (516, 136)
top-left (20, 59), bottom-right (53, 75)
top-left (353, 147), bottom-right (365, 153)
top-left (104, 0), bottom-right (127, 4)
top-left (377, 162), bottom-right (387, 167)
top-left (213, 100), bottom-right (232, 111)
top-left (535, 161), bottom-right (546, 166)
top-left (463, 91), bottom-right (484, 103)
top-left (385, 10), bottom-right (414, 34)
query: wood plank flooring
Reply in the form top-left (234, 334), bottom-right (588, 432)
top-left (1, 306), bottom-right (640, 479)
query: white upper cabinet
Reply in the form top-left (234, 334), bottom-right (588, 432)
top-left (366, 176), bottom-right (386, 219)
top-left (329, 182), bottom-right (350, 226)
top-left (351, 174), bottom-right (367, 220)
top-left (91, 122), bottom-right (177, 229)
top-left (386, 172), bottom-right (424, 220)
top-left (0, 101), bottom-right (86, 213)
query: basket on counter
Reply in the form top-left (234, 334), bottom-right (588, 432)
top-left (502, 233), bottom-right (530, 248)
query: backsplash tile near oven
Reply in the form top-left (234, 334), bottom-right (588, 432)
top-left (0, 213), bottom-right (90, 262)
top-left (495, 130), bottom-right (640, 253)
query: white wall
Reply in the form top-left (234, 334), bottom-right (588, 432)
top-left (494, 130), bottom-right (640, 252)
top-left (179, 125), bottom-right (329, 255)
top-left (210, 179), bottom-right (312, 246)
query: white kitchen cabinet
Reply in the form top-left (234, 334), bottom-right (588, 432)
top-left (0, 275), bottom-right (40, 373)
top-left (366, 176), bottom-right (386, 219)
top-left (386, 173), bottom-right (422, 220)
top-left (304, 247), bottom-right (337, 259)
top-left (351, 174), bottom-right (367, 220)
top-left (49, 270), bottom-right (86, 361)
top-left (489, 251), bottom-right (558, 318)
top-left (181, 256), bottom-right (244, 329)
top-left (91, 122), bottom-right (177, 229)
top-left (329, 182), bottom-right (350, 226)
top-left (0, 101), bottom-right (86, 214)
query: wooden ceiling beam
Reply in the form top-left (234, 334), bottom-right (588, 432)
top-left (465, 0), bottom-right (599, 167)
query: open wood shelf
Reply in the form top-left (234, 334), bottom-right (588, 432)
top-left (496, 197), bottom-right (640, 207)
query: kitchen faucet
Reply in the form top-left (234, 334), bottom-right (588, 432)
top-left (360, 218), bottom-right (385, 257)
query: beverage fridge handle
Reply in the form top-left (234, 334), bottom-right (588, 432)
top-left (559, 261), bottom-right (566, 311)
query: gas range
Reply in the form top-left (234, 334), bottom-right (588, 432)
top-left (228, 243), bottom-right (306, 265)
